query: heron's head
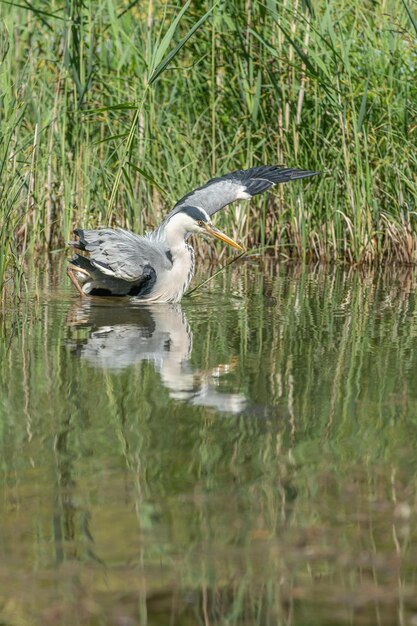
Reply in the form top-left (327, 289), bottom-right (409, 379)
top-left (173, 206), bottom-right (242, 250)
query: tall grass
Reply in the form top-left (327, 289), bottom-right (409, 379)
top-left (1, 0), bottom-right (417, 294)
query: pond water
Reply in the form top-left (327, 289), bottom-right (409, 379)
top-left (1, 259), bottom-right (417, 626)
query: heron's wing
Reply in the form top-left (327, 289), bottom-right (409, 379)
top-left (167, 165), bottom-right (319, 218)
top-left (69, 228), bottom-right (171, 282)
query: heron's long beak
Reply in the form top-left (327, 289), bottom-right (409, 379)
top-left (204, 224), bottom-right (243, 250)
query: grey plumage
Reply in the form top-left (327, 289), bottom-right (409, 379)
top-left (166, 165), bottom-right (318, 219)
top-left (71, 228), bottom-right (171, 281)
top-left (69, 250), bottom-right (158, 297)
top-left (67, 165), bottom-right (318, 301)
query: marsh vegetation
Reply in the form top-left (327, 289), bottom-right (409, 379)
top-left (1, 0), bottom-right (417, 295)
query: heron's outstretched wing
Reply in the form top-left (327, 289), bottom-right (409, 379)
top-left (167, 165), bottom-right (319, 219)
top-left (69, 228), bottom-right (171, 282)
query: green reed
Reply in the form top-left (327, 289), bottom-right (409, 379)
top-left (1, 0), bottom-right (417, 294)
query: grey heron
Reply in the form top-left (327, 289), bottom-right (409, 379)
top-left (67, 165), bottom-right (318, 301)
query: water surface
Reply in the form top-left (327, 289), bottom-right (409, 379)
top-left (1, 261), bottom-right (417, 626)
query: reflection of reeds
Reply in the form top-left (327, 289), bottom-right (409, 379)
top-left (1, 264), bottom-right (417, 623)
top-left (2, 1), bottom-right (417, 296)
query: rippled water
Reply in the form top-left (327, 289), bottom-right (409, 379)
top-left (1, 260), bottom-right (417, 626)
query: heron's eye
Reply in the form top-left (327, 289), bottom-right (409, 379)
top-left (198, 220), bottom-right (205, 227)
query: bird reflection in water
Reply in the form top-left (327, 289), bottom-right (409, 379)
top-left (66, 300), bottom-right (246, 414)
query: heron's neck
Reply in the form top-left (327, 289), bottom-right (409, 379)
top-left (147, 217), bottom-right (195, 302)
top-left (159, 216), bottom-right (190, 253)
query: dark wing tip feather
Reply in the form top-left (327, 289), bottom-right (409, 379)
top-left (236, 164), bottom-right (319, 184)
top-left (69, 228), bottom-right (88, 251)
top-left (230, 165), bottom-right (319, 198)
top-left (287, 168), bottom-right (320, 180)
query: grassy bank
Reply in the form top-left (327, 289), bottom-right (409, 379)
top-left (1, 0), bottom-right (417, 294)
